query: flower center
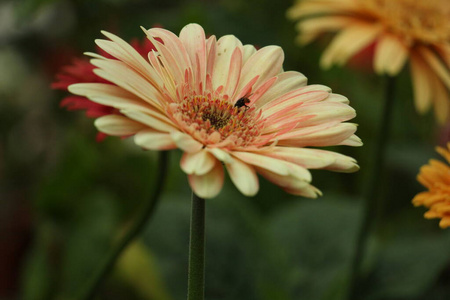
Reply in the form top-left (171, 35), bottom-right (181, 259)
top-left (169, 93), bottom-right (264, 149)
top-left (362, 0), bottom-right (450, 44)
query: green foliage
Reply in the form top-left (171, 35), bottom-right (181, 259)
top-left (267, 196), bottom-right (361, 300)
top-left (363, 234), bottom-right (450, 300)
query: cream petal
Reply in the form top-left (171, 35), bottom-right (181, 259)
top-left (242, 44), bottom-right (257, 63)
top-left (180, 150), bottom-right (216, 175)
top-left (262, 91), bottom-right (330, 118)
top-left (232, 151), bottom-right (311, 181)
top-left (206, 35), bottom-right (217, 74)
top-left (134, 129), bottom-right (177, 150)
top-left (287, 0), bottom-right (356, 19)
top-left (144, 27), bottom-right (191, 77)
top-left (212, 35), bottom-right (244, 92)
top-left (325, 93), bottom-right (349, 104)
top-left (418, 46), bottom-right (450, 90)
top-left (278, 122), bottom-right (358, 147)
top-left (246, 76), bottom-right (277, 106)
top-left (69, 82), bottom-right (133, 99)
top-left (321, 23), bottom-right (381, 69)
top-left (224, 48), bottom-right (243, 99)
top-left (255, 167), bottom-right (310, 191)
top-left (207, 147), bottom-right (232, 163)
top-left (288, 102), bottom-right (356, 127)
top-left (283, 184), bottom-right (322, 198)
top-left (69, 83), bottom-right (155, 113)
top-left (265, 101), bottom-right (356, 133)
top-left (255, 71), bottom-right (308, 108)
top-left (188, 161), bottom-right (224, 199)
top-left (94, 115), bottom-right (146, 136)
top-left (431, 77), bottom-right (450, 123)
top-left (179, 24), bottom-right (207, 89)
top-left (410, 55), bottom-right (432, 113)
top-left (96, 32), bottom-right (162, 86)
top-left (336, 134), bottom-right (363, 147)
top-left (232, 151), bottom-right (289, 175)
top-left (90, 59), bottom-right (163, 109)
top-left (170, 131), bottom-right (203, 153)
top-left (226, 158), bottom-right (259, 196)
top-left (374, 34), bottom-right (408, 75)
top-left (260, 147), bottom-right (359, 172)
top-left (120, 109), bottom-right (177, 132)
top-left (295, 16), bottom-right (354, 45)
top-left (237, 46), bottom-right (284, 92)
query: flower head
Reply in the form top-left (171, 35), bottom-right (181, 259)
top-left (413, 143), bottom-right (450, 228)
top-left (52, 38), bottom-right (156, 141)
top-left (68, 23), bottom-right (361, 198)
top-left (288, 0), bottom-right (450, 122)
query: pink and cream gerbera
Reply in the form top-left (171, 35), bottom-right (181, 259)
top-left (287, 0), bottom-right (450, 123)
top-left (68, 23), bottom-right (361, 198)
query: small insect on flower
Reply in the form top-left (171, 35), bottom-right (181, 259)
top-left (234, 95), bottom-right (251, 110)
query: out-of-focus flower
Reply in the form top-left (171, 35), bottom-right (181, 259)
top-left (412, 143), bottom-right (450, 228)
top-left (52, 39), bottom-right (156, 141)
top-left (68, 23), bottom-right (361, 198)
top-left (287, 0), bottom-right (450, 122)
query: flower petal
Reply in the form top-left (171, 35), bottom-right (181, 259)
top-left (321, 23), bottom-right (381, 69)
top-left (179, 23), bottom-right (207, 89)
top-left (259, 147), bottom-right (359, 172)
top-left (237, 46), bottom-right (284, 92)
top-left (181, 150), bottom-right (216, 175)
top-left (255, 71), bottom-right (308, 108)
top-left (374, 34), bottom-right (408, 75)
top-left (188, 161), bottom-right (224, 199)
top-left (212, 35), bottom-right (243, 92)
top-left (121, 109), bottom-right (178, 132)
top-left (134, 129), bottom-right (177, 150)
top-left (170, 131), bottom-right (203, 153)
top-left (226, 158), bottom-right (259, 196)
top-left (95, 115), bottom-right (146, 136)
top-left (410, 54), bottom-right (432, 113)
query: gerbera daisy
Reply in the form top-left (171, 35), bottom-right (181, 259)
top-left (412, 143), bottom-right (450, 228)
top-left (287, 0), bottom-right (450, 122)
top-left (52, 38), bottom-right (156, 141)
top-left (68, 23), bottom-right (361, 198)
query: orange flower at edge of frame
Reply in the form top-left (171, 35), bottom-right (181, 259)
top-left (413, 142), bottom-right (450, 228)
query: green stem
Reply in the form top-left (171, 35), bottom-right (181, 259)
top-left (81, 151), bottom-right (170, 300)
top-left (347, 76), bottom-right (396, 299)
top-left (187, 192), bottom-right (206, 300)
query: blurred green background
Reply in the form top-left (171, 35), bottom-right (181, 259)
top-left (2, 0), bottom-right (450, 299)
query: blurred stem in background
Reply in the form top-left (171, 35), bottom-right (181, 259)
top-left (80, 151), bottom-right (170, 300)
top-left (187, 192), bottom-right (205, 300)
top-left (348, 76), bottom-right (396, 300)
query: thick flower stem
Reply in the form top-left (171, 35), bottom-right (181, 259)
top-left (348, 76), bottom-right (396, 300)
top-left (187, 192), bottom-right (206, 300)
top-left (81, 151), bottom-right (170, 300)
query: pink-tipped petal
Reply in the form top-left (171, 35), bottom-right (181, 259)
top-left (179, 24), bottom-right (207, 88)
top-left (212, 35), bottom-right (244, 92)
top-left (237, 46), bottom-right (284, 92)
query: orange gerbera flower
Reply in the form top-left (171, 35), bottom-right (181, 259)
top-left (412, 143), bottom-right (450, 228)
top-left (288, 0), bottom-right (450, 122)
top-left (68, 23), bottom-right (361, 198)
